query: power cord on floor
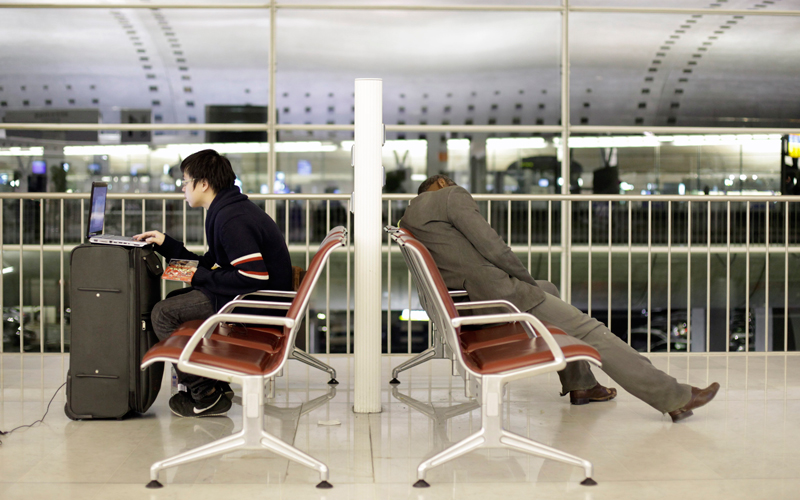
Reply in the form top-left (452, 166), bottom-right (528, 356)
top-left (0, 381), bottom-right (67, 445)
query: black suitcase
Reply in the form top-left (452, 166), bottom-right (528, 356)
top-left (65, 244), bottom-right (164, 420)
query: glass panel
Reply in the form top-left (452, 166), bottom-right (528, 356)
top-left (275, 9), bottom-right (562, 138)
top-left (0, 8), bottom-right (269, 141)
top-left (570, 12), bottom-right (800, 127)
top-left (568, 137), bottom-right (783, 196)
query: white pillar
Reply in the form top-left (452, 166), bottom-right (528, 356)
top-left (560, 0), bottom-right (572, 302)
top-left (353, 78), bottom-right (383, 413)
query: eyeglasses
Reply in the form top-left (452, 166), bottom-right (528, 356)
top-left (182, 177), bottom-right (195, 186)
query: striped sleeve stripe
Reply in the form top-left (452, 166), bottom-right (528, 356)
top-left (238, 270), bottom-right (270, 280)
top-left (231, 253), bottom-right (263, 266)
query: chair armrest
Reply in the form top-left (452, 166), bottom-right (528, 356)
top-left (234, 290), bottom-right (297, 301)
top-left (218, 299), bottom-right (292, 314)
top-left (453, 299), bottom-right (521, 313)
top-left (448, 290), bottom-right (468, 298)
top-left (176, 313), bottom-right (296, 376)
top-left (451, 312), bottom-right (565, 368)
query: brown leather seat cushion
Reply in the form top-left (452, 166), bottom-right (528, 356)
top-left (171, 320), bottom-right (285, 353)
top-left (464, 334), bottom-right (601, 375)
top-left (142, 335), bottom-right (284, 376)
top-left (459, 322), bottom-right (529, 353)
top-left (458, 322), bottom-right (570, 354)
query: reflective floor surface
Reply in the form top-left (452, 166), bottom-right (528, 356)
top-left (1, 353), bottom-right (799, 499)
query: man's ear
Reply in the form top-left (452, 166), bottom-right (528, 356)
top-left (437, 178), bottom-right (448, 189)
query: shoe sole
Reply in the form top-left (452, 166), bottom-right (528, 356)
top-left (570, 395), bottom-right (616, 405)
top-left (668, 382), bottom-right (720, 422)
top-left (669, 409), bottom-right (693, 423)
top-left (570, 390), bottom-right (618, 405)
top-left (170, 407), bottom-right (229, 418)
top-left (170, 394), bottom-right (232, 418)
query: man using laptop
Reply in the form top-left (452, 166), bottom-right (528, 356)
top-left (134, 149), bottom-right (292, 417)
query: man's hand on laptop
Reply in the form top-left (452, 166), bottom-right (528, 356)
top-left (133, 230), bottom-right (165, 246)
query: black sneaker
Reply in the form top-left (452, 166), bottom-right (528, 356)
top-left (219, 382), bottom-right (234, 401)
top-left (169, 390), bottom-right (232, 418)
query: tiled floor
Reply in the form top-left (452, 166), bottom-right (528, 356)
top-left (1, 353), bottom-right (799, 499)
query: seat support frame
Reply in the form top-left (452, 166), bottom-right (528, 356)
top-left (414, 375), bottom-right (594, 486)
top-left (147, 376), bottom-right (331, 489)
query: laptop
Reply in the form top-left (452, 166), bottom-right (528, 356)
top-left (87, 182), bottom-right (148, 247)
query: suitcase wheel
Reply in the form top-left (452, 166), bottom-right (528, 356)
top-left (64, 402), bottom-right (82, 421)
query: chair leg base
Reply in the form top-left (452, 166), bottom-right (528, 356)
top-left (389, 378), bottom-right (401, 385)
top-left (316, 480), bottom-right (333, 489)
top-left (328, 378), bottom-right (339, 385)
top-left (146, 480), bottom-right (163, 489)
top-left (581, 478), bottom-right (597, 486)
top-left (413, 480), bottom-right (430, 488)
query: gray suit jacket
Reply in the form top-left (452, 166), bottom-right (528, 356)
top-left (400, 186), bottom-right (546, 312)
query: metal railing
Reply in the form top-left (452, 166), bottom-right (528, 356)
top-left (1, 192), bottom-right (798, 356)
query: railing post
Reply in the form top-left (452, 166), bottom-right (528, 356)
top-left (353, 78), bottom-right (383, 413)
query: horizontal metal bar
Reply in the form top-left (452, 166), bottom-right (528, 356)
top-left (9, 243), bottom-right (796, 255)
top-left (25, 351), bottom-right (800, 358)
top-left (0, 2), bottom-right (272, 9)
top-left (0, 123), bottom-right (269, 131)
top-left (6, 122), bottom-right (800, 135)
top-left (0, 123), bottom-right (557, 133)
top-left (570, 125), bottom-right (800, 135)
top-left (1, 192), bottom-right (798, 203)
top-left (0, 192), bottom-right (351, 201)
top-left (387, 124), bottom-right (562, 133)
top-left (282, 4), bottom-right (562, 12)
top-left (570, 6), bottom-right (800, 17)
top-left (371, 244), bottom-right (799, 255)
top-left (543, 245), bottom-right (800, 255)
top-left (280, 123), bottom-right (557, 133)
top-left (0, 2), bottom-right (561, 11)
top-left (2, 3), bottom-right (798, 17)
top-left (644, 352), bottom-right (800, 358)
top-left (384, 193), bottom-right (800, 203)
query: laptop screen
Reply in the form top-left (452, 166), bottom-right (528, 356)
top-left (87, 182), bottom-right (107, 238)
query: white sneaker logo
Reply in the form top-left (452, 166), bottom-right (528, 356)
top-left (193, 394), bottom-right (222, 414)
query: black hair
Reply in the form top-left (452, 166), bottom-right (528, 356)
top-left (180, 149), bottom-right (236, 193)
top-left (417, 174), bottom-right (457, 195)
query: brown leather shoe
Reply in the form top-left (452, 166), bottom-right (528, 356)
top-left (668, 382), bottom-right (720, 423)
top-left (569, 383), bottom-right (617, 405)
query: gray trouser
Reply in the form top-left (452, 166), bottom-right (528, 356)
top-left (533, 281), bottom-right (691, 414)
top-left (152, 287), bottom-right (218, 400)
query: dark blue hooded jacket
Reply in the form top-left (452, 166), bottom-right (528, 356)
top-left (156, 186), bottom-right (292, 310)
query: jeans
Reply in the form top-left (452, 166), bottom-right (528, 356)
top-left (152, 287), bottom-right (219, 401)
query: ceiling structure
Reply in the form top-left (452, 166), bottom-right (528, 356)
top-left (1, 0), bottom-right (799, 146)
